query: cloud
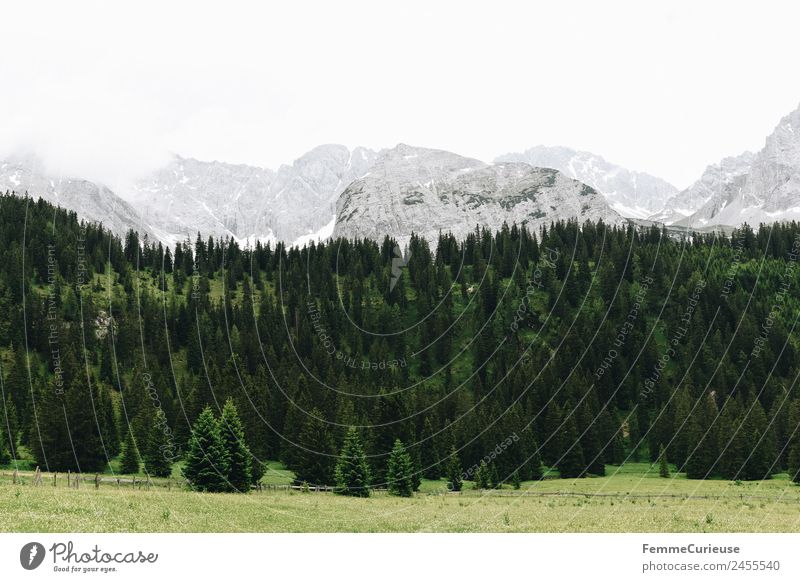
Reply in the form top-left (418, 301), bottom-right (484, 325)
top-left (1, 0), bottom-right (800, 191)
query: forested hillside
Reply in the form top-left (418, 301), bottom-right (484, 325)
top-left (2, 192), bottom-right (800, 489)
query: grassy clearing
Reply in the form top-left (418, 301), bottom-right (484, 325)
top-left (2, 463), bottom-right (800, 532)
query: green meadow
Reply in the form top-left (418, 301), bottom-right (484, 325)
top-left (3, 463), bottom-right (800, 533)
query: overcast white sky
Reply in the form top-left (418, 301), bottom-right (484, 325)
top-left (2, 0), bottom-right (799, 191)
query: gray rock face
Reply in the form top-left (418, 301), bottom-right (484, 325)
top-left (267, 145), bottom-right (378, 243)
top-left (126, 144), bottom-right (378, 246)
top-left (655, 152), bottom-right (756, 226)
top-left (665, 103), bottom-right (800, 228)
top-left (496, 145), bottom-right (677, 219)
top-left (333, 144), bottom-right (625, 246)
top-left (128, 156), bottom-right (277, 246)
top-left (0, 154), bottom-right (155, 239)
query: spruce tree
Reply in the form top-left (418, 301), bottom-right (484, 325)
top-left (473, 461), bottom-right (487, 489)
top-left (334, 427), bottom-right (371, 497)
top-left (526, 439), bottom-right (544, 480)
top-left (718, 398), bottom-right (747, 480)
top-left (788, 442), bottom-right (800, 484)
top-left (220, 399), bottom-right (253, 492)
top-left (489, 462), bottom-right (501, 488)
top-left (556, 413), bottom-right (586, 478)
top-left (420, 417), bottom-right (441, 479)
top-left (0, 427), bottom-right (10, 465)
top-left (445, 445), bottom-right (463, 492)
top-left (670, 387), bottom-right (692, 467)
top-left (182, 407), bottom-right (231, 492)
top-left (293, 407), bottom-right (336, 486)
top-left (2, 395), bottom-right (18, 459)
top-left (120, 430), bottom-right (140, 474)
top-left (741, 398), bottom-right (776, 481)
top-left (144, 408), bottom-right (174, 478)
top-left (386, 439), bottom-right (414, 497)
top-left (684, 394), bottom-right (718, 479)
top-left (658, 443), bottom-right (670, 478)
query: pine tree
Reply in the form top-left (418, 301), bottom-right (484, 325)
top-left (788, 442), bottom-right (800, 484)
top-left (120, 430), bottom-right (140, 474)
top-left (670, 387), bottom-right (692, 467)
top-left (334, 427), bottom-right (371, 497)
top-left (219, 399), bottom-right (253, 492)
top-left (526, 438), bottom-right (544, 480)
top-left (0, 426), bottom-right (10, 465)
top-left (2, 395), bottom-right (18, 459)
top-left (64, 377), bottom-right (107, 472)
top-left (474, 461), bottom-right (489, 489)
top-left (420, 417), bottom-right (441, 479)
top-left (556, 413), bottom-right (586, 478)
top-left (658, 443), bottom-right (670, 478)
top-left (293, 408), bottom-right (336, 486)
top-left (182, 407), bottom-right (231, 492)
top-left (386, 439), bottom-right (414, 497)
top-left (718, 398), bottom-right (747, 480)
top-left (741, 398), bottom-right (776, 481)
top-left (445, 446), bottom-right (463, 492)
top-left (489, 462), bottom-right (501, 488)
top-left (684, 394), bottom-right (718, 479)
top-left (577, 401), bottom-right (605, 476)
top-left (143, 408), bottom-right (174, 478)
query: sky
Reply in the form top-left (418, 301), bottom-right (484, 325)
top-left (1, 0), bottom-right (800, 191)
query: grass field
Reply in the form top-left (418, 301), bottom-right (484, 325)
top-left (3, 463), bottom-right (800, 532)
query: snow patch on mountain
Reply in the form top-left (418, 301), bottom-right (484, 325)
top-left (334, 144), bottom-right (626, 246)
top-left (495, 145), bottom-right (677, 219)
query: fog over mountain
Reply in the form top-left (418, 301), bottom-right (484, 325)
top-left (4, 103), bottom-right (800, 246)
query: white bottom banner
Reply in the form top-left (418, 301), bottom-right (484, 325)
top-left (1, 533), bottom-right (797, 581)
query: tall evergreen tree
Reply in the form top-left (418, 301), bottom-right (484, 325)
top-left (386, 439), bottom-right (414, 497)
top-left (658, 443), bottom-right (670, 478)
top-left (741, 398), bottom-right (776, 481)
top-left (446, 446), bottom-right (463, 492)
top-left (334, 427), bottom-right (371, 497)
top-left (474, 461), bottom-right (489, 489)
top-left (2, 395), bottom-right (19, 459)
top-left (0, 426), bottom-right (10, 465)
top-left (219, 399), bottom-right (253, 492)
top-left (182, 407), bottom-right (231, 492)
top-left (420, 417), bottom-right (441, 479)
top-left (556, 413), bottom-right (586, 478)
top-left (144, 408), bottom-right (174, 478)
top-left (684, 394), bottom-right (718, 479)
top-left (293, 408), bottom-right (336, 486)
top-left (120, 430), bottom-right (140, 474)
top-left (788, 442), bottom-right (800, 484)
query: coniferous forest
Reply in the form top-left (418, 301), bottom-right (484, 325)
top-left (3, 192), bottom-right (800, 493)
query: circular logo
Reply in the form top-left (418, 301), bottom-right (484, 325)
top-left (20, 542), bottom-right (46, 570)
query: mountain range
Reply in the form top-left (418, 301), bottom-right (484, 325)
top-left (1, 102), bottom-right (799, 246)
top-left (495, 146), bottom-right (678, 219)
top-left (333, 144), bottom-right (623, 247)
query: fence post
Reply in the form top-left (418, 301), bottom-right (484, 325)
top-left (54, 472), bottom-right (57, 488)
top-left (95, 474), bottom-right (100, 489)
top-left (67, 470), bottom-right (71, 488)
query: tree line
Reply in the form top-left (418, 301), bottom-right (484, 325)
top-left (2, 191), bottom-right (800, 492)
